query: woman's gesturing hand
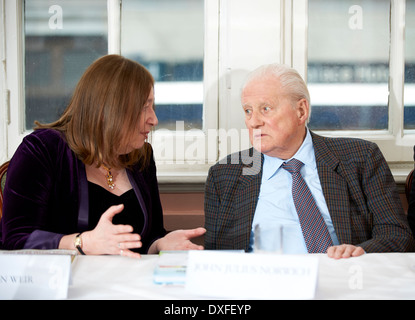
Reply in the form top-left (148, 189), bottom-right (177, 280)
top-left (82, 204), bottom-right (142, 258)
top-left (148, 227), bottom-right (207, 254)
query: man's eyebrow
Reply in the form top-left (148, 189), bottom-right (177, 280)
top-left (242, 102), bottom-right (272, 108)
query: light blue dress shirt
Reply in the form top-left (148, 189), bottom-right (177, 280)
top-left (250, 129), bottom-right (339, 253)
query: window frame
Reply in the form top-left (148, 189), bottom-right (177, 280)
top-left (1, 0), bottom-right (219, 187)
top-left (107, 0), bottom-right (220, 184)
top-left (1, 0), bottom-right (414, 186)
top-left (292, 0), bottom-right (414, 183)
top-left (3, 0), bottom-right (25, 163)
top-left (0, 0), bottom-right (8, 165)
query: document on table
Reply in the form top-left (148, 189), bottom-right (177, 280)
top-left (153, 251), bottom-right (188, 285)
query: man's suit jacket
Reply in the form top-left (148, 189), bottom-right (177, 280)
top-left (204, 131), bottom-right (415, 253)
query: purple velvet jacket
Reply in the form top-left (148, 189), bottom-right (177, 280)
top-left (0, 129), bottom-right (166, 253)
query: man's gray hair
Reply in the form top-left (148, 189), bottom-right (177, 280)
top-left (242, 64), bottom-right (311, 120)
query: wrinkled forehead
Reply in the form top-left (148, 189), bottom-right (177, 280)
top-left (241, 76), bottom-right (285, 106)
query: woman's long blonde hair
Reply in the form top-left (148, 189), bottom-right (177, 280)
top-left (35, 54), bottom-right (154, 170)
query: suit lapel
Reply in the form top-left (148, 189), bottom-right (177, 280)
top-left (312, 133), bottom-right (353, 245)
top-left (233, 150), bottom-right (263, 250)
top-left (228, 137), bottom-right (354, 249)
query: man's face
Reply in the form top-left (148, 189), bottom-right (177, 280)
top-left (241, 76), bottom-right (309, 159)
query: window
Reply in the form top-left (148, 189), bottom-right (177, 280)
top-left (16, 0), bottom-right (213, 174)
top-left (405, 0), bottom-right (415, 129)
top-left (303, 0), bottom-right (415, 173)
top-left (120, 0), bottom-right (210, 174)
top-left (2, 0), bottom-right (415, 181)
top-left (24, 0), bottom-right (108, 129)
top-left (215, 0), bottom-right (282, 159)
top-left (308, 0), bottom-right (390, 130)
top-left (121, 0), bottom-right (204, 131)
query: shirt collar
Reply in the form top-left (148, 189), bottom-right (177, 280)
top-left (263, 128), bottom-right (316, 180)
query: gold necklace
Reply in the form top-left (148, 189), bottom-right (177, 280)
top-left (101, 165), bottom-right (115, 190)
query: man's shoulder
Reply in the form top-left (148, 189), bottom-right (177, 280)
top-left (311, 131), bottom-right (378, 158)
top-left (209, 148), bottom-right (263, 175)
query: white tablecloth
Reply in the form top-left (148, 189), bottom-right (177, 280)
top-left (67, 252), bottom-right (415, 300)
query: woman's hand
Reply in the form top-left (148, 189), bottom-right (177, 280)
top-left (148, 227), bottom-right (206, 254)
top-left (82, 204), bottom-right (142, 258)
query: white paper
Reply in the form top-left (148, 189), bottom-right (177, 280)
top-left (0, 254), bottom-right (72, 300)
top-left (185, 251), bottom-right (319, 299)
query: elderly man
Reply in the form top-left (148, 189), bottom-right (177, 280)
top-left (204, 64), bottom-right (415, 258)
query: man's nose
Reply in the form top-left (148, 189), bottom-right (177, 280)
top-left (247, 111), bottom-right (263, 128)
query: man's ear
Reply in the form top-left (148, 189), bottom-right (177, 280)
top-left (296, 98), bottom-right (310, 123)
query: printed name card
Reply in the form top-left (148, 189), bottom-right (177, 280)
top-left (185, 251), bottom-right (319, 299)
top-left (0, 254), bottom-right (72, 300)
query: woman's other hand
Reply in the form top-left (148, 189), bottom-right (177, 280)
top-left (148, 227), bottom-right (206, 253)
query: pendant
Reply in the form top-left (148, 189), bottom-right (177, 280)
top-left (102, 165), bottom-right (116, 190)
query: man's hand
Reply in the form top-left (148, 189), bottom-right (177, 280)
top-left (327, 244), bottom-right (365, 259)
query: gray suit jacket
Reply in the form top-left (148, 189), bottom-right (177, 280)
top-left (204, 131), bottom-right (415, 253)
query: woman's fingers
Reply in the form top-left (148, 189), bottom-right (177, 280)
top-left (101, 204), bottom-right (125, 223)
top-left (85, 204), bottom-right (142, 258)
top-left (183, 227), bottom-right (207, 239)
top-left (120, 249), bottom-right (141, 259)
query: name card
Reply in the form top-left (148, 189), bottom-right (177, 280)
top-left (0, 254), bottom-right (72, 300)
top-left (185, 251), bottom-right (319, 299)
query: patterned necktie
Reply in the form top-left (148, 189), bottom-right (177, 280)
top-left (282, 158), bottom-right (333, 253)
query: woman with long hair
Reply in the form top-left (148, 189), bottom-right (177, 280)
top-left (0, 55), bottom-right (205, 257)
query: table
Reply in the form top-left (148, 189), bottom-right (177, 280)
top-left (67, 252), bottom-right (415, 300)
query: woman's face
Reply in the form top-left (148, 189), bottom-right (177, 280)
top-left (121, 87), bottom-right (158, 154)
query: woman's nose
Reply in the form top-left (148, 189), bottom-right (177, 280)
top-left (148, 107), bottom-right (158, 127)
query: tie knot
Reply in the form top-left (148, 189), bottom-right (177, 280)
top-left (282, 158), bottom-right (304, 174)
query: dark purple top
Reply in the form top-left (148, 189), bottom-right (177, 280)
top-left (0, 129), bottom-right (166, 253)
